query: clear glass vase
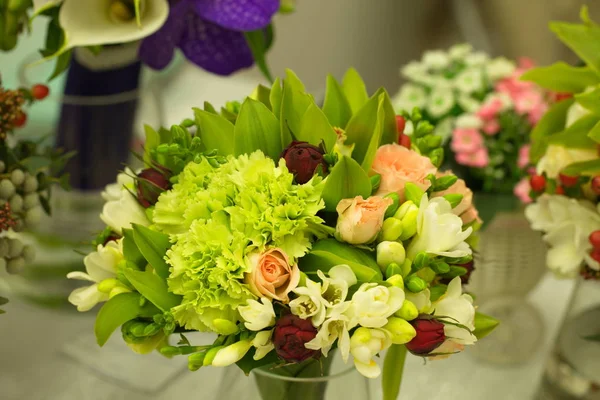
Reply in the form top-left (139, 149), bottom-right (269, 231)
top-left (217, 354), bottom-right (371, 400)
top-left (536, 278), bottom-right (600, 400)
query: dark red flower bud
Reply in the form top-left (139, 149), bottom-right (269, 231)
top-left (553, 92), bottom-right (573, 102)
top-left (590, 248), bottom-right (600, 264)
top-left (442, 260), bottom-right (475, 285)
top-left (136, 167), bottom-right (170, 208)
top-left (559, 173), bottom-right (578, 188)
top-left (273, 314), bottom-right (319, 363)
top-left (103, 233), bottom-right (121, 246)
top-left (592, 176), bottom-right (600, 195)
top-left (31, 84), bottom-right (50, 100)
top-left (406, 319), bottom-right (446, 356)
top-left (529, 174), bottom-right (546, 192)
top-left (280, 141), bottom-right (328, 184)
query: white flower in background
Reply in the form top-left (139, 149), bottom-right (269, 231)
top-left (405, 289), bottom-right (432, 313)
top-left (454, 68), bottom-right (484, 94)
top-left (433, 117), bottom-right (455, 144)
top-left (464, 51), bottom-right (489, 66)
top-left (101, 189), bottom-right (150, 235)
top-left (449, 43), bottom-right (473, 60)
top-left (347, 283), bottom-right (404, 328)
top-left (238, 298), bottom-right (276, 331)
top-left (407, 195), bottom-right (473, 259)
top-left (33, 0), bottom-right (169, 58)
top-left (393, 84), bottom-right (427, 112)
top-left (422, 50), bottom-right (451, 70)
top-left (102, 168), bottom-right (135, 202)
top-left (290, 278), bottom-right (328, 326)
top-left (455, 114), bottom-right (483, 129)
top-left (67, 240), bottom-right (124, 311)
top-left (318, 265), bottom-right (357, 307)
top-left (457, 95), bottom-right (481, 113)
top-left (525, 194), bottom-right (574, 232)
top-left (536, 145), bottom-right (597, 179)
top-left (427, 88), bottom-right (455, 118)
top-left (486, 57), bottom-right (516, 81)
top-left (252, 330), bottom-right (274, 360)
top-left (305, 301), bottom-right (353, 360)
top-left (349, 327), bottom-right (392, 378)
top-left (431, 277), bottom-right (477, 353)
top-left (566, 101), bottom-right (593, 127)
top-left (401, 61), bottom-right (428, 80)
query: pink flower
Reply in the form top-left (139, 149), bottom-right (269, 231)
top-left (476, 98), bottom-right (503, 120)
top-left (433, 171), bottom-right (481, 225)
top-left (518, 145), bottom-right (531, 169)
top-left (514, 178), bottom-right (532, 204)
top-left (371, 144), bottom-right (437, 200)
top-left (456, 148), bottom-right (490, 168)
top-left (518, 57), bottom-right (536, 70)
top-left (335, 196), bottom-right (394, 244)
top-left (514, 91), bottom-right (544, 115)
top-left (451, 128), bottom-right (484, 153)
top-left (483, 120), bottom-right (500, 135)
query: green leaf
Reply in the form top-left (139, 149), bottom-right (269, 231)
top-left (589, 119), bottom-right (600, 143)
top-left (345, 92), bottom-right (388, 166)
top-left (342, 68), bottom-right (369, 113)
top-left (561, 159), bottom-right (600, 176)
top-left (322, 74), bottom-right (352, 129)
top-left (280, 70), bottom-right (312, 145)
top-left (360, 95), bottom-right (385, 172)
top-left (143, 125), bottom-right (160, 165)
top-left (299, 239), bottom-right (382, 282)
top-left (123, 269), bottom-right (181, 312)
top-left (529, 98), bottom-right (574, 163)
top-left (132, 224), bottom-right (172, 280)
top-left (473, 312), bottom-right (500, 340)
top-left (297, 103), bottom-right (337, 150)
top-left (234, 98), bottom-right (282, 159)
top-left (236, 349), bottom-right (280, 375)
top-left (270, 77), bottom-right (283, 119)
top-left (94, 293), bottom-right (159, 346)
top-left (575, 87), bottom-right (600, 115)
top-left (372, 88), bottom-right (398, 146)
top-left (20, 156), bottom-right (52, 173)
top-left (252, 84), bottom-right (273, 110)
top-left (404, 182), bottom-right (425, 205)
top-left (550, 21), bottom-right (600, 73)
top-left (583, 333), bottom-right (600, 342)
top-left (321, 156), bottom-right (372, 212)
top-left (122, 228), bottom-right (145, 267)
top-left (194, 108), bottom-right (235, 156)
top-left (204, 101), bottom-right (218, 114)
top-left (244, 29), bottom-right (273, 83)
top-left (521, 62), bottom-right (600, 93)
top-left (48, 50), bottom-right (72, 81)
top-left (548, 113), bottom-right (599, 148)
top-left (382, 344), bottom-right (407, 400)
top-left (0, 296), bottom-right (8, 306)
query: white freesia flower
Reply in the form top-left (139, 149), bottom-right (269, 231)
top-left (253, 330), bottom-right (274, 360)
top-left (238, 298), bottom-right (276, 331)
top-left (525, 194), bottom-right (574, 232)
top-left (486, 57), bottom-right (516, 81)
top-left (431, 277), bottom-right (477, 348)
top-left (290, 278), bottom-right (328, 326)
top-left (102, 168), bottom-right (135, 202)
top-left (212, 340), bottom-right (253, 367)
top-left (464, 51), bottom-right (489, 66)
top-left (483, 92), bottom-right (513, 111)
top-left (454, 68), bottom-right (484, 94)
top-left (449, 43), bottom-right (473, 60)
top-left (427, 88), bottom-right (455, 118)
top-left (393, 84), bottom-right (427, 112)
top-left (67, 240), bottom-right (124, 311)
top-left (405, 289), bottom-right (432, 313)
top-left (407, 196), bottom-right (473, 259)
top-left (348, 283), bottom-right (404, 328)
top-left (101, 190), bottom-right (150, 235)
top-left (34, 0), bottom-right (169, 57)
top-left (536, 145), bottom-right (597, 179)
top-left (305, 302), bottom-right (353, 360)
top-left (422, 50), bottom-right (450, 70)
top-left (318, 265), bottom-right (357, 307)
top-left (455, 114), bottom-right (483, 129)
top-left (349, 327), bottom-right (391, 378)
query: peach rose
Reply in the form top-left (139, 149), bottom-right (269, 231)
top-left (245, 248), bottom-right (299, 303)
top-left (336, 196), bottom-right (393, 244)
top-left (371, 144), bottom-right (437, 200)
top-left (433, 171), bottom-right (481, 225)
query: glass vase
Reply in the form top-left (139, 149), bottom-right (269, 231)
top-left (217, 354), bottom-right (371, 400)
top-left (536, 278), bottom-right (600, 400)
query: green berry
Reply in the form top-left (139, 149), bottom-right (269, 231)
top-left (23, 193), bottom-right (39, 209)
top-left (0, 180), bottom-right (15, 199)
top-left (10, 169), bottom-right (25, 186)
top-left (0, 161), bottom-right (5, 173)
top-left (23, 175), bottom-right (38, 193)
top-left (25, 206), bottom-right (43, 226)
top-left (22, 245), bottom-right (35, 263)
top-left (0, 239), bottom-right (8, 258)
top-left (6, 257), bottom-right (25, 274)
top-left (12, 219), bottom-right (24, 232)
top-left (8, 238), bottom-right (24, 258)
top-left (9, 194), bottom-right (23, 213)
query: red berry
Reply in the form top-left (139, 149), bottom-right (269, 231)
top-left (31, 84), bottom-right (49, 100)
top-left (396, 115), bottom-right (406, 135)
top-left (592, 176), bottom-right (600, 195)
top-left (589, 230), bottom-right (600, 248)
top-left (554, 92), bottom-right (573, 102)
top-left (555, 186), bottom-right (565, 195)
top-left (529, 174), bottom-right (546, 192)
top-left (559, 173), bottom-right (578, 188)
top-left (399, 133), bottom-right (411, 149)
top-left (13, 112), bottom-right (27, 128)
top-left (590, 248), bottom-right (600, 264)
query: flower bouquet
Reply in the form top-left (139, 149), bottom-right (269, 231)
top-left (69, 69), bottom-right (498, 399)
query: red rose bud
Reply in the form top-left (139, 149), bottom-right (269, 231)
top-left (555, 186), bottom-right (565, 195)
top-left (559, 174), bottom-right (578, 188)
top-left (396, 115), bottom-right (406, 135)
top-left (529, 174), bottom-right (546, 192)
top-left (405, 318), bottom-right (446, 356)
top-left (103, 233), bottom-right (121, 246)
top-left (592, 176), bottom-right (600, 195)
top-left (31, 84), bottom-right (50, 100)
top-left (399, 133), bottom-right (411, 149)
top-left (590, 230), bottom-right (600, 249)
top-left (280, 141), bottom-right (328, 184)
top-left (13, 112), bottom-right (26, 128)
top-left (273, 314), bottom-right (319, 363)
top-left (136, 167), bottom-right (171, 208)
top-left (590, 248), bottom-right (600, 264)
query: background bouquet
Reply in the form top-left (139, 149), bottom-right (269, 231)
top-left (393, 44), bottom-right (554, 196)
top-left (69, 69), bottom-right (497, 399)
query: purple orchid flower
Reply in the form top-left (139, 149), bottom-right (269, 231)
top-left (139, 0), bottom-right (280, 75)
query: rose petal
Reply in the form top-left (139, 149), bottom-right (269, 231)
top-left (194, 0), bottom-right (279, 31)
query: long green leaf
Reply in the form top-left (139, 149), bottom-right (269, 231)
top-left (361, 95), bottom-right (385, 172)
top-left (373, 88), bottom-right (398, 146)
top-left (252, 84), bottom-right (273, 110)
top-left (575, 87), bottom-right (600, 115)
top-left (132, 224), bottom-right (172, 280)
top-left (550, 21), bottom-right (600, 73)
top-left (561, 159), bottom-right (600, 176)
top-left (299, 250), bottom-right (382, 283)
top-left (270, 77), bottom-right (283, 119)
top-left (342, 68), bottom-right (369, 113)
top-left (589, 119), bottom-right (600, 143)
top-left (529, 98), bottom-right (574, 163)
top-left (244, 29), bottom-right (273, 82)
top-left (473, 312), bottom-right (500, 340)
top-left (280, 70), bottom-right (313, 145)
top-left (548, 114), bottom-right (599, 148)
top-left (297, 103), bottom-right (338, 151)
top-left (345, 92), bottom-right (385, 165)
top-left (321, 156), bottom-right (371, 212)
top-left (122, 228), bottom-right (145, 267)
top-left (123, 269), bottom-right (181, 311)
top-left (322, 74), bottom-right (352, 129)
top-left (94, 293), bottom-right (159, 346)
top-left (234, 98), bottom-right (282, 159)
top-left (194, 108), bottom-right (235, 156)
top-left (583, 333), bottom-right (600, 342)
top-left (521, 62), bottom-right (600, 92)
top-left (382, 344), bottom-right (407, 400)
top-left (143, 125), bottom-right (160, 165)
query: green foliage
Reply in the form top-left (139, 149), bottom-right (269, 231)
top-left (244, 28), bottom-right (273, 82)
top-left (234, 98), bottom-right (282, 160)
top-left (473, 312), bottom-right (500, 339)
top-left (123, 269), bottom-right (182, 311)
top-left (521, 62), bottom-right (600, 93)
top-left (550, 19), bottom-right (600, 73)
top-left (547, 113), bottom-right (599, 149)
top-left (321, 156), bottom-right (372, 211)
top-left (382, 345), bottom-right (407, 400)
top-left (131, 224), bottom-right (172, 280)
top-left (529, 99), bottom-right (574, 163)
top-left (194, 108), bottom-right (235, 156)
top-left (342, 68), bottom-right (369, 113)
top-left (323, 75), bottom-right (353, 129)
top-left (574, 87), bottom-right (600, 115)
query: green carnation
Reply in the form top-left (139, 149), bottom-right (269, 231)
top-left (154, 151), bottom-right (325, 332)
